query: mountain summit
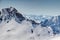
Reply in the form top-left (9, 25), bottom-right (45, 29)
top-left (0, 7), bottom-right (25, 23)
top-left (0, 7), bottom-right (40, 25)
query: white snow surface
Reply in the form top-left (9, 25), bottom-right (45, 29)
top-left (0, 18), bottom-right (59, 40)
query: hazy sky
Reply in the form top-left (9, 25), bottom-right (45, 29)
top-left (0, 0), bottom-right (60, 16)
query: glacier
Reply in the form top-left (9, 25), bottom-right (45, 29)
top-left (0, 7), bottom-right (60, 40)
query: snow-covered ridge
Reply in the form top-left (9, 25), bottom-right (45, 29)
top-left (24, 14), bottom-right (60, 34)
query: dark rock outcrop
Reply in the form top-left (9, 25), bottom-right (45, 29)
top-left (15, 12), bottom-right (25, 23)
top-left (0, 7), bottom-right (25, 23)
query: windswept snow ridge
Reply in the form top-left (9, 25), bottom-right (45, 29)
top-left (0, 7), bottom-right (60, 40)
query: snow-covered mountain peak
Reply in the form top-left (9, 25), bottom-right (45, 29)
top-left (0, 7), bottom-right (60, 40)
top-left (0, 7), bottom-right (25, 23)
